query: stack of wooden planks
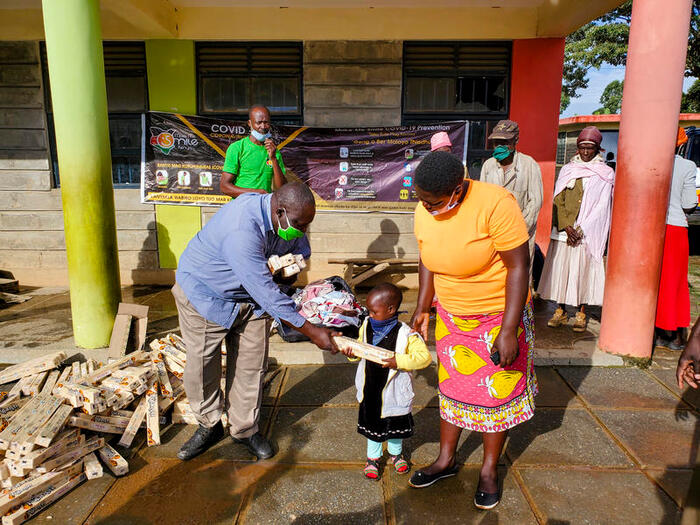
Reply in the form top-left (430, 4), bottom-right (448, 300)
top-left (0, 333), bottom-right (193, 524)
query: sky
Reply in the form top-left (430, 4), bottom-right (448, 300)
top-left (560, 65), bottom-right (697, 117)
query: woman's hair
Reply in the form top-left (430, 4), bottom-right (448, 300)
top-left (415, 151), bottom-right (464, 196)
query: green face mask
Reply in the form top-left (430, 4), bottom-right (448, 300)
top-left (277, 208), bottom-right (305, 241)
top-left (492, 145), bottom-right (513, 161)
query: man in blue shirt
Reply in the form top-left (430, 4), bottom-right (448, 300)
top-left (173, 182), bottom-right (338, 460)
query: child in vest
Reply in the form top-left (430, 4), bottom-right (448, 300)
top-left (344, 283), bottom-right (432, 480)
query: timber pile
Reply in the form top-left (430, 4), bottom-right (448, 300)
top-left (0, 333), bottom-right (197, 524)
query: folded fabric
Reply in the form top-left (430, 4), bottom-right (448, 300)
top-left (293, 279), bottom-right (365, 327)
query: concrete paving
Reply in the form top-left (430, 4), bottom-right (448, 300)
top-left (0, 261), bottom-right (698, 523)
top-left (19, 361), bottom-right (696, 524)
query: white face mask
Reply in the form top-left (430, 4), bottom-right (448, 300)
top-left (428, 188), bottom-right (460, 216)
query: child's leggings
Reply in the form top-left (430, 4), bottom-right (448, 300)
top-left (367, 438), bottom-right (402, 459)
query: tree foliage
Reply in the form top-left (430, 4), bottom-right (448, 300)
top-left (681, 79), bottom-right (700, 113)
top-left (593, 80), bottom-right (624, 114)
top-left (561, 1), bottom-right (700, 114)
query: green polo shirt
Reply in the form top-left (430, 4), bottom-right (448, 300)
top-left (222, 136), bottom-right (286, 193)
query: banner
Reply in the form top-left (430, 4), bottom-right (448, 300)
top-left (141, 112), bottom-right (468, 211)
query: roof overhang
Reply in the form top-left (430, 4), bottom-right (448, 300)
top-left (0, 0), bottom-right (625, 41)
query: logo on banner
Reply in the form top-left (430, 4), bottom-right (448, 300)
top-left (402, 176), bottom-right (412, 187)
top-left (338, 175), bottom-right (348, 186)
top-left (199, 172), bottom-right (213, 187)
top-left (399, 189), bottom-right (409, 200)
top-left (339, 162), bottom-right (349, 172)
top-left (149, 127), bottom-right (198, 155)
top-left (339, 147), bottom-right (349, 158)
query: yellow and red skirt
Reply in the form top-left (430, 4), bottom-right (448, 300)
top-left (436, 301), bottom-right (537, 433)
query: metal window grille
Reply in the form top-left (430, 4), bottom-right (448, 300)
top-left (196, 42), bottom-right (303, 124)
top-left (402, 42), bottom-right (511, 179)
top-left (41, 42), bottom-right (149, 186)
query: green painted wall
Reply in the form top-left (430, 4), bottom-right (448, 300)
top-left (145, 40), bottom-right (201, 269)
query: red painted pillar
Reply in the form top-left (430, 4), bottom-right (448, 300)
top-left (599, 0), bottom-right (693, 359)
top-left (509, 38), bottom-right (566, 254)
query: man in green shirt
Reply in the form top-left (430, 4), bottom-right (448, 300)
top-left (220, 105), bottom-right (287, 197)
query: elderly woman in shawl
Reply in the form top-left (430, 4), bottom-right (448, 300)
top-left (537, 126), bottom-right (615, 332)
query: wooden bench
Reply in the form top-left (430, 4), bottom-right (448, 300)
top-left (327, 257), bottom-right (419, 289)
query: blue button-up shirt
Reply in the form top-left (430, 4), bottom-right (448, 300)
top-left (176, 193), bottom-right (310, 329)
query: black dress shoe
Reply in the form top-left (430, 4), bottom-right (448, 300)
top-left (408, 465), bottom-right (459, 488)
top-left (233, 432), bottom-right (274, 459)
top-left (474, 489), bottom-right (500, 510)
top-left (177, 421), bottom-right (225, 461)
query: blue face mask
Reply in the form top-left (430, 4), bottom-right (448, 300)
top-left (251, 129), bottom-right (271, 142)
top-left (492, 145), bottom-right (513, 161)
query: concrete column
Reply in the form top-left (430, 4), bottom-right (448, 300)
top-left (598, 0), bottom-right (693, 360)
top-left (42, 0), bottom-right (121, 348)
top-left (509, 38), bottom-right (566, 254)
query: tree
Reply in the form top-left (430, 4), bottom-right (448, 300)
top-left (681, 78), bottom-right (700, 112)
top-left (561, 1), bottom-right (700, 113)
top-left (593, 80), bottom-right (624, 114)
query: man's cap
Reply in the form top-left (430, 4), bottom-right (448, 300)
top-left (430, 132), bottom-right (452, 151)
top-left (488, 120), bottom-right (519, 141)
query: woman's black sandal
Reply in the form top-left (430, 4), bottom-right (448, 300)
top-left (474, 489), bottom-right (500, 510)
top-left (408, 465), bottom-right (459, 488)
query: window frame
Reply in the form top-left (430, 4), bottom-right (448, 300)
top-left (195, 41), bottom-right (303, 125)
top-left (41, 41), bottom-right (149, 188)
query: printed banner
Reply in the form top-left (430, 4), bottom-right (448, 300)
top-left (141, 112), bottom-right (468, 211)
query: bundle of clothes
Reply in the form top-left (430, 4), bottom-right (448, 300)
top-left (275, 276), bottom-right (367, 343)
top-left (292, 277), bottom-right (366, 329)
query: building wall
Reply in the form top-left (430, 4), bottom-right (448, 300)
top-left (0, 42), bottom-right (163, 287)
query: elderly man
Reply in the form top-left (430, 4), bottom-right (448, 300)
top-left (173, 182), bottom-right (337, 461)
top-left (220, 105), bottom-right (287, 197)
top-left (480, 120), bottom-right (543, 274)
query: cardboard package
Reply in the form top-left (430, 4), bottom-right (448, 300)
top-left (108, 303), bottom-right (149, 359)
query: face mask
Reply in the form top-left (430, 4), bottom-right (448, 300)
top-left (277, 208), bottom-right (305, 241)
top-left (428, 188), bottom-right (460, 216)
top-left (251, 129), bottom-right (271, 142)
top-left (492, 145), bottom-right (513, 161)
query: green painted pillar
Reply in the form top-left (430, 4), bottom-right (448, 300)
top-left (42, 0), bottom-right (121, 348)
top-left (145, 40), bottom-right (201, 269)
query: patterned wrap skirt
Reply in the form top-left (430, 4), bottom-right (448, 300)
top-left (436, 301), bottom-right (537, 433)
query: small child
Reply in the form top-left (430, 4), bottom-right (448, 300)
top-left (344, 283), bottom-right (432, 480)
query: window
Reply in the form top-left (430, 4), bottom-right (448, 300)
top-left (42, 42), bottom-right (148, 186)
top-left (402, 42), bottom-right (511, 179)
top-left (196, 42), bottom-right (303, 125)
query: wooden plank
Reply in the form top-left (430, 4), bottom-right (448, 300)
top-left (0, 352), bottom-right (65, 386)
top-left (0, 460), bottom-right (84, 517)
top-left (150, 352), bottom-right (173, 399)
top-left (21, 429), bottom-right (81, 469)
top-left (327, 257), bottom-right (419, 265)
top-left (117, 396), bottom-right (147, 448)
top-left (2, 472), bottom-right (86, 525)
top-left (39, 370), bottom-right (60, 395)
top-left (349, 262), bottom-right (391, 287)
top-left (332, 336), bottom-right (393, 365)
top-left (145, 381), bottom-right (160, 446)
top-left (83, 452), bottom-right (103, 480)
top-left (34, 405), bottom-right (73, 448)
top-left (97, 444), bottom-right (128, 476)
top-left (68, 416), bottom-right (123, 435)
top-left (37, 437), bottom-right (104, 473)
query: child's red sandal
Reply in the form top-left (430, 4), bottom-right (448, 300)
top-left (390, 454), bottom-right (409, 474)
top-left (364, 458), bottom-right (381, 480)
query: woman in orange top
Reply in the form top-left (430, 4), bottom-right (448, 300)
top-left (408, 152), bottom-right (536, 510)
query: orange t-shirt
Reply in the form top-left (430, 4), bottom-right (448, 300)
top-left (414, 180), bottom-right (529, 315)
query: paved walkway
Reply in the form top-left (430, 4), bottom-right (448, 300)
top-left (1, 258), bottom-right (698, 523)
top-left (23, 357), bottom-right (699, 524)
